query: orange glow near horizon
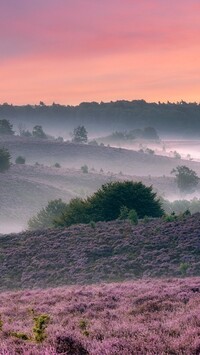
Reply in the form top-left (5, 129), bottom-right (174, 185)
top-left (0, 0), bottom-right (200, 105)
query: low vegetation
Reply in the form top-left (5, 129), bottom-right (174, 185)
top-left (1, 213), bottom-right (200, 290)
top-left (0, 278), bottom-right (200, 354)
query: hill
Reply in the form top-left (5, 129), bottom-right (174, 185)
top-left (1, 214), bottom-right (200, 290)
top-left (1, 135), bottom-right (200, 177)
top-left (0, 278), bottom-right (200, 354)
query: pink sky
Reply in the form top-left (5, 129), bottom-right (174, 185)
top-left (0, 0), bottom-right (200, 104)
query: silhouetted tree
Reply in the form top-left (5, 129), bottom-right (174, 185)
top-left (72, 126), bottom-right (88, 143)
top-left (32, 125), bottom-right (47, 139)
top-left (171, 165), bottom-right (199, 194)
top-left (0, 147), bottom-right (11, 172)
top-left (0, 119), bottom-right (14, 135)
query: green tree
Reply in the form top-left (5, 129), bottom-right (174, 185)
top-left (28, 199), bottom-right (66, 230)
top-left (72, 126), bottom-right (88, 143)
top-left (171, 165), bottom-right (199, 194)
top-left (0, 119), bottom-right (14, 135)
top-left (0, 147), bottom-right (11, 172)
top-left (32, 125), bottom-right (47, 139)
top-left (87, 181), bottom-right (163, 222)
top-left (54, 198), bottom-right (90, 227)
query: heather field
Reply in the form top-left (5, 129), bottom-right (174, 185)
top-left (1, 214), bottom-right (200, 290)
top-left (0, 278), bottom-right (200, 354)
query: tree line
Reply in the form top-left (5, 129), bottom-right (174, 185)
top-left (1, 100), bottom-right (200, 136)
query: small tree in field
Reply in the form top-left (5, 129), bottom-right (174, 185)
top-left (171, 165), bottom-right (199, 194)
top-left (0, 148), bottom-right (11, 172)
top-left (72, 126), bottom-right (88, 143)
top-left (0, 119), bottom-right (14, 135)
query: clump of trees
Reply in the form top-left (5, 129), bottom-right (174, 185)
top-left (171, 165), bottom-right (199, 194)
top-left (111, 127), bottom-right (159, 141)
top-left (28, 181), bottom-right (163, 229)
top-left (0, 147), bottom-right (11, 172)
top-left (0, 119), bottom-right (14, 135)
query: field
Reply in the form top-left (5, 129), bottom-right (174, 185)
top-left (0, 278), bottom-right (200, 354)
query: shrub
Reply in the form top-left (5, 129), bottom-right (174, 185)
top-left (54, 162), bottom-right (61, 168)
top-left (128, 209), bottom-right (138, 225)
top-left (81, 164), bottom-right (88, 173)
top-left (15, 156), bottom-right (25, 164)
top-left (179, 262), bottom-right (189, 277)
top-left (33, 314), bottom-right (50, 343)
top-left (55, 336), bottom-right (89, 354)
top-left (0, 147), bottom-right (11, 172)
top-left (118, 206), bottom-right (129, 220)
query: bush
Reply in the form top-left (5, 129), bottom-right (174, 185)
top-left (15, 156), bottom-right (25, 164)
top-left (54, 162), bottom-right (61, 168)
top-left (33, 314), bottom-right (50, 342)
top-left (0, 147), bottom-right (11, 172)
top-left (128, 209), bottom-right (138, 225)
top-left (81, 164), bottom-right (88, 173)
top-left (118, 206), bottom-right (129, 220)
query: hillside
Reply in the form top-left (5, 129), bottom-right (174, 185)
top-left (0, 278), bottom-right (200, 354)
top-left (1, 135), bottom-right (200, 177)
top-left (1, 214), bottom-right (200, 290)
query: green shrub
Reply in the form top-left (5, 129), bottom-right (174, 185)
top-left (128, 209), bottom-right (138, 225)
top-left (33, 314), bottom-right (50, 343)
top-left (118, 206), bottom-right (129, 220)
top-left (179, 262), bottom-right (189, 277)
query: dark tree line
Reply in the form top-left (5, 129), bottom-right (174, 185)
top-left (1, 100), bottom-right (200, 136)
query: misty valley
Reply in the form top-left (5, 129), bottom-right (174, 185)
top-left (0, 102), bottom-right (200, 354)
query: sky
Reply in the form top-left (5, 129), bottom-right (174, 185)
top-left (0, 0), bottom-right (200, 105)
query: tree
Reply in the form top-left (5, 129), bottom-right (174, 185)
top-left (171, 165), bottom-right (199, 194)
top-left (0, 147), bottom-right (11, 172)
top-left (32, 125), bottom-right (47, 139)
top-left (72, 126), bottom-right (88, 143)
top-left (31, 181), bottom-right (163, 229)
top-left (87, 181), bottom-right (163, 222)
top-left (28, 199), bottom-right (66, 230)
top-left (0, 119), bottom-right (14, 135)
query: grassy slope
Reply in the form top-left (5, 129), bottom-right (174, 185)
top-left (1, 214), bottom-right (200, 290)
top-left (0, 278), bottom-right (200, 354)
top-left (1, 135), bottom-right (200, 176)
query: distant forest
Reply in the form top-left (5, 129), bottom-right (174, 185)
top-left (0, 100), bottom-right (200, 137)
